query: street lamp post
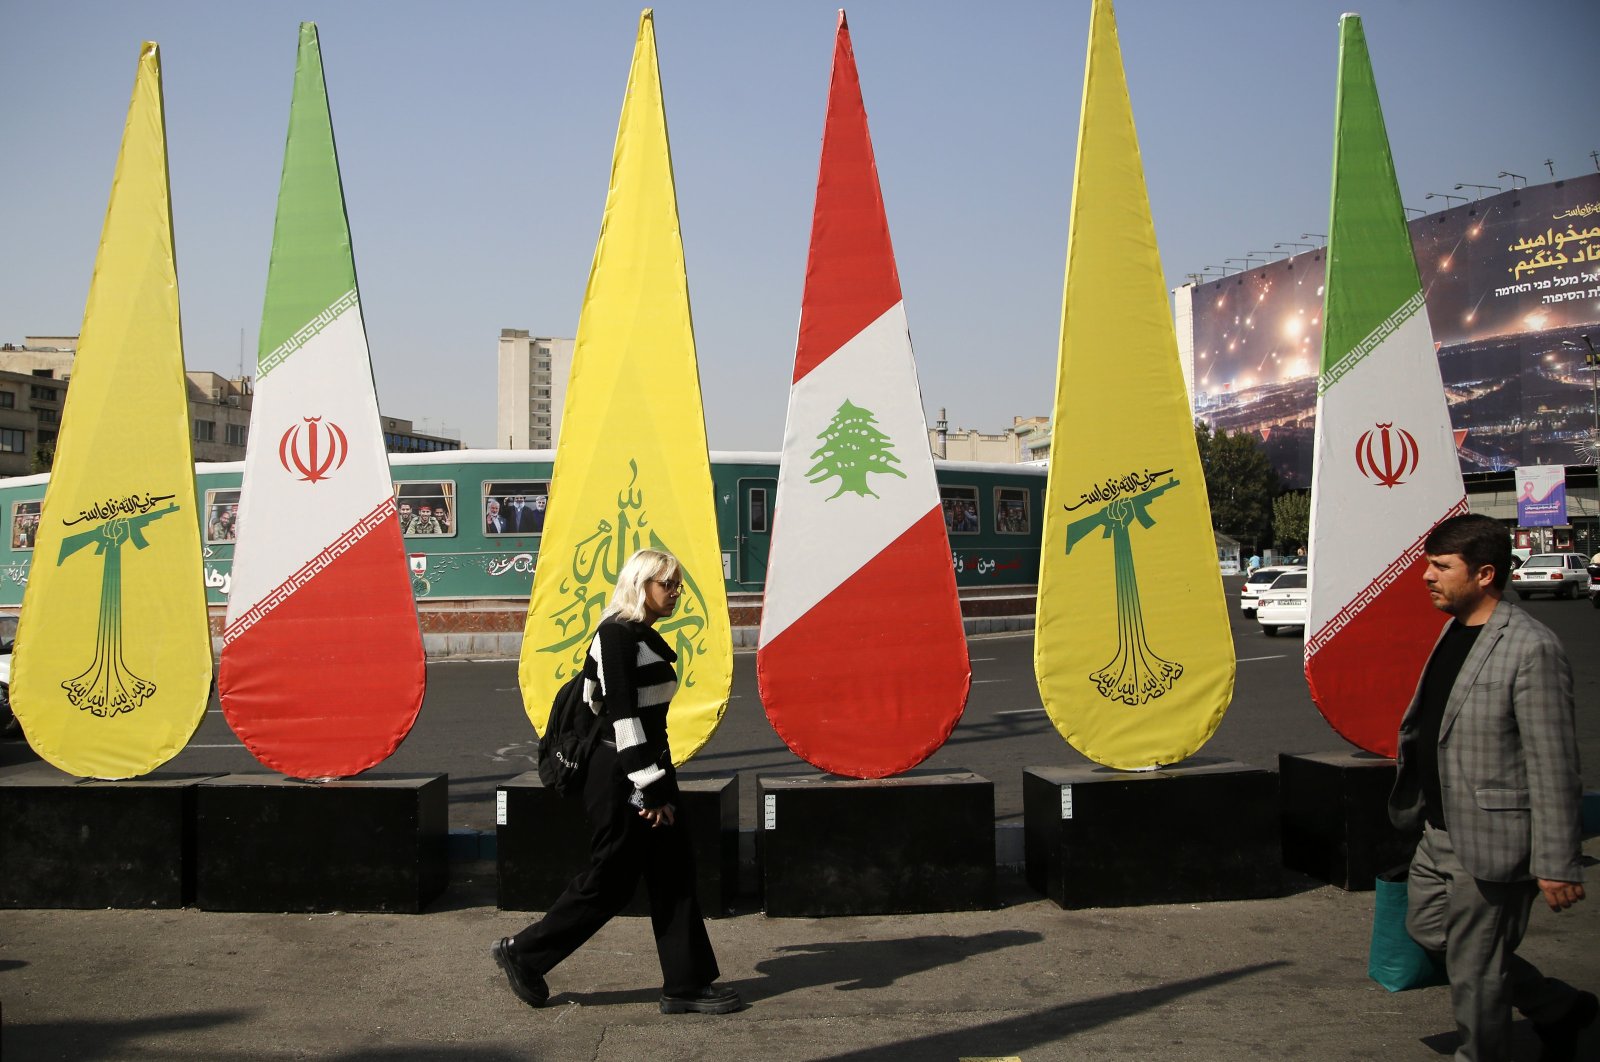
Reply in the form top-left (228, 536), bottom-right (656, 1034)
top-left (1454, 182), bottom-right (1501, 199)
top-left (1425, 192), bottom-right (1466, 208)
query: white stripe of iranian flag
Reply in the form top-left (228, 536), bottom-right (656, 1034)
top-left (224, 306), bottom-right (390, 624)
top-left (1307, 304), bottom-right (1462, 639)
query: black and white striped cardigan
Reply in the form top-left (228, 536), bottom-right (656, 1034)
top-left (583, 618), bottom-right (679, 808)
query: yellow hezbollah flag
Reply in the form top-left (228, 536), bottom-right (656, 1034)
top-left (518, 10), bottom-right (731, 763)
top-left (11, 43), bottom-right (211, 779)
top-left (1034, 0), bottom-right (1234, 769)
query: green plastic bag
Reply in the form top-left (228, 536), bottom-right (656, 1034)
top-left (1368, 866), bottom-right (1448, 992)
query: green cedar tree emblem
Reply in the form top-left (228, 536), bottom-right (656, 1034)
top-left (807, 399), bottom-right (907, 500)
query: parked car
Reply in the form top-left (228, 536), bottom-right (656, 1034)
top-left (1257, 570), bottom-right (1309, 636)
top-left (0, 637), bottom-right (14, 739)
top-left (1240, 564), bottom-right (1300, 616)
top-left (1509, 553), bottom-right (1593, 600)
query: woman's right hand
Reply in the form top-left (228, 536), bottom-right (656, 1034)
top-left (639, 803), bottom-right (676, 828)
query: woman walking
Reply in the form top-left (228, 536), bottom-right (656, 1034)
top-left (492, 548), bottom-right (739, 1015)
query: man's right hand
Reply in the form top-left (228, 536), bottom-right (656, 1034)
top-left (1538, 879), bottom-right (1586, 911)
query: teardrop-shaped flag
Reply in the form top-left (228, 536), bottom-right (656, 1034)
top-left (219, 23), bottom-right (426, 778)
top-left (517, 10), bottom-right (732, 765)
top-left (10, 43), bottom-right (212, 779)
top-left (1034, 0), bottom-right (1235, 769)
top-left (756, 11), bottom-right (969, 779)
top-left (1304, 15), bottom-right (1466, 756)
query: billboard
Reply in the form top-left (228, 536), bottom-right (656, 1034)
top-left (1514, 464), bottom-right (1568, 527)
top-left (1188, 172), bottom-right (1600, 489)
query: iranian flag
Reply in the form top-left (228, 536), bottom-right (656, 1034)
top-left (219, 23), bottom-right (425, 779)
top-left (1304, 14), bottom-right (1466, 757)
top-left (756, 11), bottom-right (969, 779)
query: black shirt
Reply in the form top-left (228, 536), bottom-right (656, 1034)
top-left (1414, 620), bottom-right (1482, 829)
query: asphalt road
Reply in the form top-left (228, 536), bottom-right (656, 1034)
top-left (5, 576), bottom-right (1595, 832)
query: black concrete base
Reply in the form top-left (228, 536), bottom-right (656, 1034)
top-left (758, 771), bottom-right (995, 917)
top-left (1280, 751), bottom-right (1415, 891)
top-left (495, 772), bottom-right (738, 916)
top-left (195, 774), bottom-right (447, 913)
top-left (1024, 759), bottom-right (1281, 909)
top-left (0, 771), bottom-right (207, 909)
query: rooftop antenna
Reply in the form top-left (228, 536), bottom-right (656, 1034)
top-left (1543, 158), bottom-right (1556, 177)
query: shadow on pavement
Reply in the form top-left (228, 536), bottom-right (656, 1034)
top-left (324, 1049), bottom-right (532, 1062)
top-left (807, 961), bottom-right (1288, 1061)
top-left (2, 1009), bottom-right (255, 1061)
top-left (4, 1013), bottom-right (538, 1061)
top-left (555, 929), bottom-right (1045, 1009)
top-left (744, 929), bottom-right (1045, 997)
top-left (555, 986), bottom-right (661, 1007)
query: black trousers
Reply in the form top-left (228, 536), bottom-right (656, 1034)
top-left (509, 742), bottom-right (719, 995)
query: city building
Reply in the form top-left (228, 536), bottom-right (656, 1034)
top-left (497, 330), bottom-right (574, 449)
top-left (0, 337), bottom-right (459, 470)
top-left (0, 366), bottom-right (65, 477)
top-left (928, 409), bottom-right (1050, 463)
top-left (185, 371), bottom-right (255, 462)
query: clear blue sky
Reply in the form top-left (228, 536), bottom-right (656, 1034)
top-left (4, 1), bottom-right (1596, 450)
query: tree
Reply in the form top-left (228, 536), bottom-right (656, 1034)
top-left (30, 439), bottom-right (55, 474)
top-left (1272, 490), bottom-right (1310, 550)
top-left (1195, 421), bottom-right (1277, 546)
top-left (806, 399), bottom-right (906, 499)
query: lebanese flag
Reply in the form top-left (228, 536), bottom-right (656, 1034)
top-left (756, 12), bottom-right (969, 779)
top-left (1303, 16), bottom-right (1465, 756)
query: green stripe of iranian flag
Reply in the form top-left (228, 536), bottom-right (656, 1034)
top-left (256, 22), bottom-right (359, 375)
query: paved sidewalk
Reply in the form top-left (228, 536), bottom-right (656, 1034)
top-left (2, 843), bottom-right (1597, 1061)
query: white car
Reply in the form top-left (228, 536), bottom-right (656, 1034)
top-left (0, 641), bottom-right (12, 738)
top-left (1510, 553), bottom-right (1593, 600)
top-left (1257, 570), bottom-right (1309, 636)
top-left (1240, 564), bottom-right (1300, 616)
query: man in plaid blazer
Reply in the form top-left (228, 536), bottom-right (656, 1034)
top-left (1390, 514), bottom-right (1594, 1061)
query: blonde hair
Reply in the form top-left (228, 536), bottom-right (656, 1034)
top-left (600, 548), bottom-right (682, 623)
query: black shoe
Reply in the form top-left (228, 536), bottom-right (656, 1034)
top-left (491, 938), bottom-right (549, 1008)
top-left (660, 984), bottom-right (741, 1015)
top-left (1535, 990), bottom-right (1598, 1062)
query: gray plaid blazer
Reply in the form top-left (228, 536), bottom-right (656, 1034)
top-left (1389, 597), bottom-right (1583, 883)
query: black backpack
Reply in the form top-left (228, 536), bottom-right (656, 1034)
top-left (536, 672), bottom-right (605, 797)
